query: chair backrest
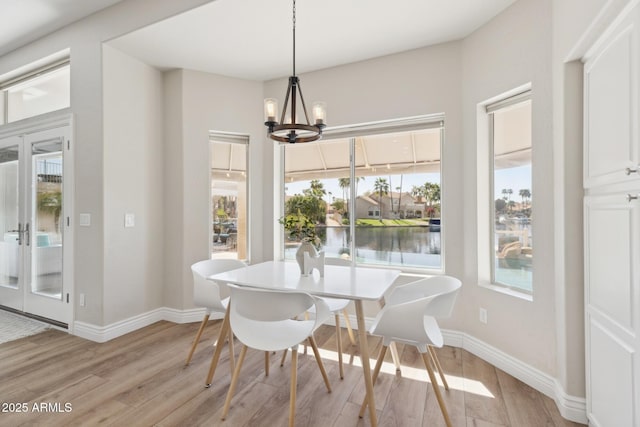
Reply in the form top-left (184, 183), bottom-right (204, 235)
top-left (371, 276), bottom-right (461, 351)
top-left (386, 275), bottom-right (461, 319)
top-left (228, 285), bottom-right (330, 352)
top-left (191, 259), bottom-right (246, 311)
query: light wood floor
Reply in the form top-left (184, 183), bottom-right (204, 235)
top-left (0, 320), bottom-right (585, 427)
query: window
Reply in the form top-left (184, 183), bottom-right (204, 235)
top-left (282, 117), bottom-right (443, 271)
top-left (210, 133), bottom-right (248, 261)
top-left (487, 92), bottom-right (532, 293)
top-left (0, 61), bottom-right (70, 124)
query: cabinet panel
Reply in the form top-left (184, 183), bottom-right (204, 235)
top-left (587, 320), bottom-right (635, 427)
top-left (585, 194), bottom-right (636, 330)
top-left (584, 9), bottom-right (639, 188)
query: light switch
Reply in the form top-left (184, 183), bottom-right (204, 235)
top-left (79, 213), bottom-right (91, 227)
top-left (124, 213), bottom-right (135, 228)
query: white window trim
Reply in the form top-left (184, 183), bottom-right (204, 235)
top-left (279, 114), bottom-right (446, 274)
top-left (476, 84), bottom-right (533, 300)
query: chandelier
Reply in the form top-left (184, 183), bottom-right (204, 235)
top-left (264, 0), bottom-right (326, 144)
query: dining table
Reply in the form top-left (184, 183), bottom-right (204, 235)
top-left (207, 260), bottom-right (401, 427)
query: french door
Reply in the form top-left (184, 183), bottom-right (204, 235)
top-left (0, 125), bottom-right (71, 326)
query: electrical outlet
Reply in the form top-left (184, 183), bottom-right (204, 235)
top-left (80, 293), bottom-right (86, 307)
top-left (479, 308), bottom-right (488, 324)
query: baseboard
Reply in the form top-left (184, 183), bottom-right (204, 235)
top-left (331, 314), bottom-right (587, 424)
top-left (443, 329), bottom-right (587, 424)
top-left (74, 308), bottom-right (587, 424)
top-left (73, 307), bottom-right (223, 343)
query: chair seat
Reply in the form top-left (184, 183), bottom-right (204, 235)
top-left (234, 318), bottom-right (318, 352)
top-left (374, 316), bottom-right (443, 352)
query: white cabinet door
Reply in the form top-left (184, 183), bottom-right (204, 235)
top-left (584, 6), bottom-right (639, 188)
top-left (584, 192), bottom-right (640, 427)
top-left (583, 5), bottom-right (640, 427)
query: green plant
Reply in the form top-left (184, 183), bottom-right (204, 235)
top-left (279, 210), bottom-right (321, 249)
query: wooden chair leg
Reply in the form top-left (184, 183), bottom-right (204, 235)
top-left (205, 307), bottom-right (231, 387)
top-left (389, 342), bottom-right (402, 373)
top-left (265, 351), bottom-right (270, 376)
top-left (227, 326), bottom-right (235, 373)
top-left (308, 336), bottom-right (331, 393)
top-left (335, 314), bottom-right (344, 379)
top-left (421, 352), bottom-right (452, 427)
top-left (359, 345), bottom-right (388, 418)
top-left (185, 314), bottom-right (209, 366)
top-left (428, 345), bottom-right (448, 390)
top-left (289, 348), bottom-right (298, 427)
top-left (221, 345), bottom-right (248, 420)
top-left (280, 349), bottom-right (288, 367)
top-left (342, 309), bottom-right (356, 346)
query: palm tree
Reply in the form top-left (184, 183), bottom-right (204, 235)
top-left (396, 174), bottom-right (403, 217)
top-left (374, 177), bottom-right (389, 219)
top-left (306, 179), bottom-right (326, 198)
top-left (519, 188), bottom-right (531, 211)
top-left (338, 177), bottom-right (349, 213)
top-left (423, 182), bottom-right (441, 218)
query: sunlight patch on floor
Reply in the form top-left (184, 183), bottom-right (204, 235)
top-left (310, 347), bottom-right (495, 398)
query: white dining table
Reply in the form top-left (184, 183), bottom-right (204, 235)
top-left (207, 260), bottom-right (401, 427)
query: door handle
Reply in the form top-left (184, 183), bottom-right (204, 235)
top-left (627, 193), bottom-right (639, 202)
top-left (625, 165), bottom-right (639, 175)
top-left (7, 223), bottom-right (23, 245)
top-left (24, 223), bottom-right (30, 246)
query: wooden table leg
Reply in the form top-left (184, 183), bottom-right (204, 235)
top-left (355, 300), bottom-right (377, 427)
top-left (205, 304), bottom-right (231, 388)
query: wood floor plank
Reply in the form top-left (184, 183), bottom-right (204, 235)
top-left (0, 322), bottom-right (586, 427)
top-left (461, 349), bottom-right (511, 426)
top-left (496, 367), bottom-right (555, 427)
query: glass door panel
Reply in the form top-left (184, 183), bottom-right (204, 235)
top-left (31, 139), bottom-right (63, 299)
top-left (0, 139), bottom-right (23, 312)
top-left (0, 145), bottom-right (20, 289)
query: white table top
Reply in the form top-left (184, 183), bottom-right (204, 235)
top-left (209, 260), bottom-right (401, 301)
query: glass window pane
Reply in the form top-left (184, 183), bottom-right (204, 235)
top-left (0, 146), bottom-right (20, 288)
top-left (492, 99), bottom-right (533, 291)
top-left (32, 139), bottom-right (63, 299)
top-left (354, 129), bottom-right (442, 269)
top-left (283, 126), bottom-right (443, 270)
top-left (211, 140), bottom-right (247, 260)
top-left (7, 65), bottom-right (70, 123)
top-left (283, 138), bottom-right (351, 261)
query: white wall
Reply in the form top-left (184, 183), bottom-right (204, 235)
top-left (163, 69), bottom-right (265, 311)
top-left (0, 0), bottom-right (215, 325)
top-left (551, 0), bottom-right (632, 400)
top-left (102, 45), bottom-right (164, 324)
top-left (461, 0), bottom-right (556, 376)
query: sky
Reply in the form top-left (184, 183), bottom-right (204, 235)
top-left (284, 164), bottom-right (532, 203)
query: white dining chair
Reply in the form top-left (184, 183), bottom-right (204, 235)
top-left (280, 256), bottom-right (356, 379)
top-left (185, 259), bottom-right (246, 366)
top-left (359, 275), bottom-right (461, 427)
top-left (221, 285), bottom-right (332, 427)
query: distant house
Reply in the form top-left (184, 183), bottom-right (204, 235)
top-left (355, 195), bottom-right (380, 218)
top-left (356, 192), bottom-right (425, 219)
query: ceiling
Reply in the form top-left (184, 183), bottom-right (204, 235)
top-left (0, 0), bottom-right (517, 81)
top-left (107, 0), bottom-right (517, 81)
top-left (0, 0), bottom-right (125, 57)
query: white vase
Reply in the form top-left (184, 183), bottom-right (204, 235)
top-left (296, 241), bottom-right (318, 274)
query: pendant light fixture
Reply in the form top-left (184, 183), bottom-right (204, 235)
top-left (264, 0), bottom-right (326, 144)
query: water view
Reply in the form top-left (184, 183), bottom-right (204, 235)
top-left (285, 225), bottom-right (442, 269)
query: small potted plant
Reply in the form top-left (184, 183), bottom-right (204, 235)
top-left (279, 210), bottom-right (321, 273)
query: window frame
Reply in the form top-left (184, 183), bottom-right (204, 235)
top-left (478, 87), bottom-right (533, 299)
top-left (209, 131), bottom-right (250, 262)
top-left (279, 114), bottom-right (445, 274)
top-left (0, 59), bottom-right (71, 125)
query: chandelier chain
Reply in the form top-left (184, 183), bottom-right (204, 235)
top-left (292, 0), bottom-right (296, 76)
